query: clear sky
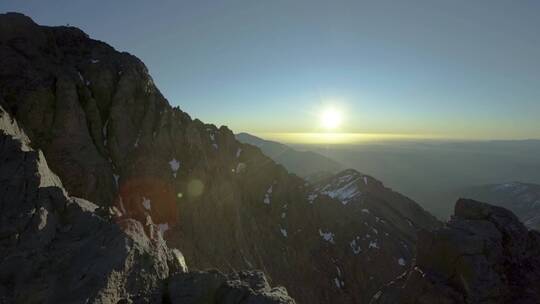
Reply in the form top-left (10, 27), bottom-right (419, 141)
top-left (2, 0), bottom-right (539, 141)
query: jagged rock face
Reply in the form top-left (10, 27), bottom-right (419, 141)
top-left (0, 106), bottom-right (294, 304)
top-left (0, 106), bottom-right (185, 303)
top-left (0, 13), bottom-right (440, 303)
top-left (371, 199), bottom-right (540, 304)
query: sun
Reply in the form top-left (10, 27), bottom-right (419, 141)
top-left (320, 108), bottom-right (342, 130)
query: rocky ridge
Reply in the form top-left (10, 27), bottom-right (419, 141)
top-left (0, 12), bottom-right (440, 303)
top-left (371, 198), bottom-right (540, 304)
top-left (235, 132), bottom-right (343, 178)
top-left (0, 104), bottom-right (294, 303)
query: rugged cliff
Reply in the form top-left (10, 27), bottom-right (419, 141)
top-left (371, 198), bottom-right (540, 304)
top-left (0, 105), bottom-right (294, 303)
top-left (0, 12), bottom-right (441, 303)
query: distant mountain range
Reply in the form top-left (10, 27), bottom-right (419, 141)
top-left (460, 182), bottom-right (540, 230)
top-left (236, 132), bottom-right (342, 178)
top-left (293, 139), bottom-right (540, 219)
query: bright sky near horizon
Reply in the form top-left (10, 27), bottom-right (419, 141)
top-left (2, 0), bottom-right (539, 142)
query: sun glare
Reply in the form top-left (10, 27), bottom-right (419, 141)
top-left (320, 108), bottom-right (342, 130)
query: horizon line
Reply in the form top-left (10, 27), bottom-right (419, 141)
top-left (245, 132), bottom-right (540, 145)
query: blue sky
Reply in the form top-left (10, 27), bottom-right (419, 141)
top-left (2, 0), bottom-right (539, 140)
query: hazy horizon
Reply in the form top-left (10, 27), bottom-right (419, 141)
top-left (1, 0), bottom-right (539, 141)
top-left (247, 132), bottom-right (540, 144)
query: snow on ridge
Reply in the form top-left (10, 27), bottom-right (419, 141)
top-left (236, 148), bottom-right (242, 158)
top-left (317, 172), bottom-right (362, 204)
top-left (280, 227), bottom-right (288, 237)
top-left (320, 182), bottom-right (360, 204)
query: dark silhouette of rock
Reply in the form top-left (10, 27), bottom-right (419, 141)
top-left (0, 105), bottom-right (294, 303)
top-left (0, 105), bottom-right (183, 303)
top-left (168, 270), bottom-right (294, 304)
top-left (371, 198), bottom-right (540, 304)
top-left (0, 12), bottom-right (440, 303)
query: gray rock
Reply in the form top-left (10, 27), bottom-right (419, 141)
top-left (0, 105), bottom-right (185, 303)
top-left (0, 105), bottom-right (294, 303)
top-left (371, 198), bottom-right (540, 304)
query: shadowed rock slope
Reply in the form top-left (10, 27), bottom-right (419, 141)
top-left (371, 198), bottom-right (540, 304)
top-left (0, 12), bottom-right (440, 303)
top-left (0, 105), bottom-right (294, 304)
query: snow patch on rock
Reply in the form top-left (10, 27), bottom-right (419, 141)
top-left (369, 241), bottom-right (379, 249)
top-left (319, 229), bottom-right (335, 244)
top-left (169, 158), bottom-right (180, 178)
top-left (263, 185), bottom-right (273, 204)
top-left (350, 238), bottom-right (362, 255)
